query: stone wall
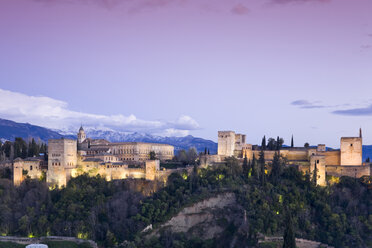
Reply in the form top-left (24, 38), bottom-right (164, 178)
top-left (326, 165), bottom-right (371, 178)
top-left (13, 159), bottom-right (44, 186)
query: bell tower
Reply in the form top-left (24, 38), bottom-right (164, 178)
top-left (77, 125), bottom-right (86, 144)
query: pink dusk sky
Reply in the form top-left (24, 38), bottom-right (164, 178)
top-left (0, 0), bottom-right (372, 147)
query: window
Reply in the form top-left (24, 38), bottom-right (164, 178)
top-left (317, 160), bottom-right (319, 164)
top-left (351, 144), bottom-right (353, 147)
top-left (30, 166), bottom-right (33, 170)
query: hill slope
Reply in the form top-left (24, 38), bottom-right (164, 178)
top-left (0, 118), bottom-right (64, 142)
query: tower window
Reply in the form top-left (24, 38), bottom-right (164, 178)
top-left (350, 144), bottom-right (353, 147)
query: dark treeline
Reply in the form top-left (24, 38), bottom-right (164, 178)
top-left (0, 156), bottom-right (371, 247)
top-left (260, 136), bottom-right (285, 151)
top-left (172, 147), bottom-right (198, 165)
top-left (0, 137), bottom-right (47, 161)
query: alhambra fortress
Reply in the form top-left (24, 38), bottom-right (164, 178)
top-left (13, 127), bottom-right (372, 187)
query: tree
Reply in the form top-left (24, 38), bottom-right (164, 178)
top-left (187, 147), bottom-right (198, 165)
top-left (259, 150), bottom-right (265, 186)
top-left (270, 151), bottom-right (282, 184)
top-left (267, 138), bottom-right (276, 150)
top-left (243, 155), bottom-right (249, 178)
top-left (304, 143), bottom-right (310, 148)
top-left (204, 147), bottom-right (207, 155)
top-left (261, 136), bottom-right (266, 150)
top-left (176, 150), bottom-right (187, 164)
top-left (283, 210), bottom-right (296, 248)
top-left (251, 153), bottom-right (257, 178)
top-left (312, 161), bottom-right (317, 186)
top-left (276, 136), bottom-right (280, 150)
top-left (291, 135), bottom-right (294, 148)
top-left (149, 151), bottom-right (157, 160)
top-left (225, 156), bottom-right (242, 178)
top-left (366, 157), bottom-right (370, 163)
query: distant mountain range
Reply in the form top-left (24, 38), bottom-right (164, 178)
top-left (0, 118), bottom-right (217, 154)
top-left (1, 117), bottom-right (372, 160)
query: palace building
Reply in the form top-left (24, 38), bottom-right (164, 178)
top-left (14, 126), bottom-right (175, 187)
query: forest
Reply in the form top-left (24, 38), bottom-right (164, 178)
top-left (0, 150), bottom-right (371, 247)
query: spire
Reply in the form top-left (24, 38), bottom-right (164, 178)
top-left (79, 125), bottom-right (84, 132)
top-left (360, 128), bottom-right (362, 138)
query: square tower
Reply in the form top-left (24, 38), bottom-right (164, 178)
top-left (340, 137), bottom-right (362, 166)
top-left (218, 131), bottom-right (236, 157)
top-left (47, 138), bottom-right (77, 187)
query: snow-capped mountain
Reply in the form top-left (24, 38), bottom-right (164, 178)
top-left (79, 127), bottom-right (218, 153)
top-left (0, 119), bottom-right (217, 154)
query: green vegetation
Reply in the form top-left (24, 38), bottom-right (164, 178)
top-left (0, 241), bottom-right (92, 248)
top-left (173, 148), bottom-right (198, 165)
top-left (0, 156), bottom-right (371, 247)
top-left (0, 137), bottom-right (47, 161)
top-left (43, 240), bottom-right (93, 248)
top-left (0, 242), bottom-right (24, 248)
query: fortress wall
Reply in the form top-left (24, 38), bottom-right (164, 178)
top-left (326, 165), bottom-right (370, 178)
top-left (340, 137), bottom-right (362, 166)
top-left (127, 168), bottom-right (146, 179)
top-left (282, 150), bottom-right (309, 161)
top-left (13, 160), bottom-right (44, 186)
top-left (325, 151), bottom-right (341, 165)
top-left (47, 167), bottom-right (67, 187)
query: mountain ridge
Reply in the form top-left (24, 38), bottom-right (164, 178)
top-left (0, 118), bottom-right (218, 153)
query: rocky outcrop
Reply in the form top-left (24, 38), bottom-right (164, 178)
top-left (153, 193), bottom-right (240, 240)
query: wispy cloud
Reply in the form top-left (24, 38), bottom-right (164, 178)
top-left (32, 0), bottom-right (253, 15)
top-left (361, 44), bottom-right (372, 50)
top-left (0, 88), bottom-right (199, 136)
top-left (271, 0), bottom-right (330, 4)
top-left (231, 3), bottom-right (250, 15)
top-left (291, 100), bottom-right (327, 109)
top-left (332, 105), bottom-right (372, 116)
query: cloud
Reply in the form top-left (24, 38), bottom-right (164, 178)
top-left (271, 0), bottom-right (330, 4)
top-left (33, 0), bottom-right (123, 9)
top-left (32, 0), bottom-right (253, 15)
top-left (0, 88), bottom-right (199, 136)
top-left (332, 105), bottom-right (372, 116)
top-left (231, 4), bottom-right (250, 15)
top-left (361, 45), bottom-right (372, 50)
top-left (291, 100), bottom-right (327, 109)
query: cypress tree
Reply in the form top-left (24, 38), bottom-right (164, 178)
top-left (261, 136), bottom-right (266, 150)
top-left (312, 161), bottom-right (317, 186)
top-left (276, 136), bottom-right (280, 151)
top-left (204, 147), bottom-right (207, 155)
top-left (271, 151), bottom-right (281, 184)
top-left (283, 210), bottom-right (296, 248)
top-left (259, 150), bottom-right (265, 186)
top-left (251, 153), bottom-right (257, 178)
top-left (243, 155), bottom-right (249, 178)
top-left (291, 135), bottom-right (294, 148)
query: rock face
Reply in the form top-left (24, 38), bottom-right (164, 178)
top-left (157, 193), bottom-right (239, 239)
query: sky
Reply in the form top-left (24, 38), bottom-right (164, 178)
top-left (0, 0), bottom-right (372, 147)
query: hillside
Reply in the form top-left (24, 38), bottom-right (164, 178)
top-left (0, 118), bottom-right (64, 142)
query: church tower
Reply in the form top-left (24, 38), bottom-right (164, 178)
top-left (77, 125), bottom-right (86, 144)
